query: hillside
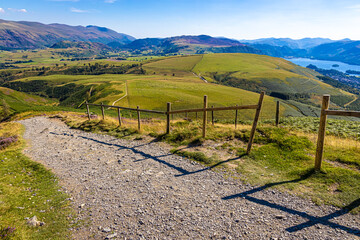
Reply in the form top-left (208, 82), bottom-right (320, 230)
top-left (241, 37), bottom-right (334, 49)
top-left (309, 40), bottom-right (360, 65)
top-left (0, 86), bottom-right (55, 120)
top-left (4, 73), bottom-right (305, 120)
top-left (143, 54), bottom-right (354, 108)
top-left (50, 40), bottom-right (112, 51)
top-left (121, 35), bottom-right (260, 55)
top-left (0, 19), bottom-right (135, 49)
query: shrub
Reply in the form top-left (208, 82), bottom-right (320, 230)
top-left (0, 135), bottom-right (18, 150)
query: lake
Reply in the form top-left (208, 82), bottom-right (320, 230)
top-left (284, 58), bottom-right (360, 75)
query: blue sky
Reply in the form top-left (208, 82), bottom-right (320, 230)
top-left (1, 0), bottom-right (360, 40)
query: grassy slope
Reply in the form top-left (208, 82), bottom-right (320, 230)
top-left (0, 87), bottom-right (56, 115)
top-left (0, 122), bottom-right (72, 239)
top-left (9, 73), bottom-right (288, 120)
top-left (191, 53), bottom-right (349, 95)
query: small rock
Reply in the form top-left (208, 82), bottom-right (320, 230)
top-left (105, 233), bottom-right (117, 239)
top-left (275, 215), bottom-right (285, 219)
top-left (79, 204), bottom-right (85, 208)
top-left (103, 227), bottom-right (111, 233)
top-left (27, 216), bottom-right (41, 227)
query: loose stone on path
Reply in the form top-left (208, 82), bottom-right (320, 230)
top-left (20, 117), bottom-right (360, 239)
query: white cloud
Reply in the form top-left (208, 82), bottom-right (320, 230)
top-left (70, 7), bottom-right (88, 13)
top-left (105, 0), bottom-right (116, 3)
top-left (0, 8), bottom-right (5, 13)
top-left (8, 8), bottom-right (27, 13)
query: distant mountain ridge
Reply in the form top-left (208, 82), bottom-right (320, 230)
top-left (120, 35), bottom-right (261, 55)
top-left (240, 37), bottom-right (335, 49)
top-left (0, 19), bottom-right (135, 49)
top-left (2, 18), bottom-right (360, 65)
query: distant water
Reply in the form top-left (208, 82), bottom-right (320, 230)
top-left (284, 58), bottom-right (360, 75)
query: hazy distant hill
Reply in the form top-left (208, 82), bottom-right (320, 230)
top-left (309, 40), bottom-right (360, 65)
top-left (241, 37), bottom-right (334, 49)
top-left (121, 35), bottom-right (261, 54)
top-left (0, 19), bottom-right (135, 49)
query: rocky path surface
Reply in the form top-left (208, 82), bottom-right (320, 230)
top-left (20, 117), bottom-right (359, 239)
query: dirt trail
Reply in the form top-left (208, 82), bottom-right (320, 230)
top-left (344, 96), bottom-right (358, 107)
top-left (20, 117), bottom-right (359, 239)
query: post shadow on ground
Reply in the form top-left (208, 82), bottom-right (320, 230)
top-left (49, 131), bottom-right (192, 175)
top-left (174, 154), bottom-right (247, 177)
top-left (50, 131), bottom-right (248, 178)
top-left (222, 170), bottom-right (360, 237)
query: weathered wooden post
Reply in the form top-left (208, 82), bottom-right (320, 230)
top-left (117, 107), bottom-right (122, 127)
top-left (166, 102), bottom-right (171, 134)
top-left (202, 95), bottom-right (208, 138)
top-left (101, 102), bottom-right (105, 120)
top-left (247, 91), bottom-right (265, 154)
top-left (211, 106), bottom-right (214, 126)
top-left (137, 106), bottom-right (141, 131)
top-left (196, 112), bottom-right (198, 120)
top-left (276, 101), bottom-right (280, 127)
top-left (235, 105), bottom-right (238, 129)
top-left (315, 95), bottom-right (330, 171)
top-left (86, 101), bottom-right (90, 120)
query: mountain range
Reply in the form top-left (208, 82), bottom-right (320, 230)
top-left (0, 19), bottom-right (134, 49)
top-left (1, 18), bottom-right (360, 65)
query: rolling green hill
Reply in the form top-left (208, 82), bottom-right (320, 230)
top-left (143, 53), bottom-right (355, 108)
top-left (5, 73), bottom-right (306, 121)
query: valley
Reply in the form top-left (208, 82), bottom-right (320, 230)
top-left (0, 18), bottom-right (359, 240)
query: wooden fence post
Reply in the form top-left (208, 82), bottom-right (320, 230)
top-left (86, 101), bottom-right (90, 120)
top-left (247, 91), bottom-right (265, 154)
top-left (235, 105), bottom-right (238, 129)
top-left (166, 102), bottom-right (171, 134)
top-left (137, 106), bottom-right (141, 131)
top-left (276, 101), bottom-right (280, 127)
top-left (202, 95), bottom-right (208, 138)
top-left (101, 102), bottom-right (105, 120)
top-left (211, 106), bottom-right (214, 126)
top-left (315, 95), bottom-right (330, 171)
top-left (196, 112), bottom-right (198, 120)
top-left (117, 108), bottom-right (122, 127)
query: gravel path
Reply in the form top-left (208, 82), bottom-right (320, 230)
top-left (20, 117), bottom-right (359, 240)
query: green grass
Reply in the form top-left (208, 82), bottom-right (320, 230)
top-left (190, 53), bottom-right (351, 96)
top-left (143, 55), bottom-right (202, 76)
top-left (233, 127), bottom-right (360, 213)
top-left (279, 116), bottom-right (360, 140)
top-left (0, 122), bottom-right (73, 239)
top-left (8, 73), bottom-right (295, 121)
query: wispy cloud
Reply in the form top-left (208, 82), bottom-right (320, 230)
top-left (347, 4), bottom-right (360, 11)
top-left (104, 0), bottom-right (116, 3)
top-left (0, 8), bottom-right (5, 13)
top-left (8, 8), bottom-right (27, 13)
top-left (70, 7), bottom-right (88, 13)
